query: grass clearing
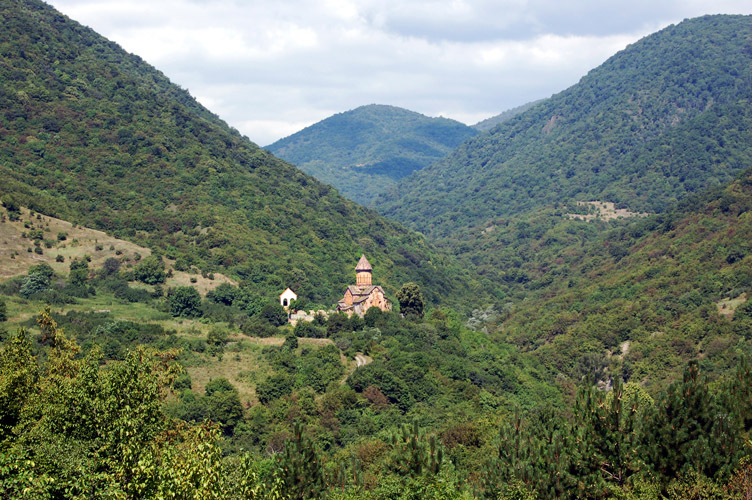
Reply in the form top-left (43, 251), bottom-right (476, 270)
top-left (0, 205), bottom-right (235, 296)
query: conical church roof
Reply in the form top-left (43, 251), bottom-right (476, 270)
top-left (355, 254), bottom-right (372, 271)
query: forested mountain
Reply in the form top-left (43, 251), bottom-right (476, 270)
top-left (378, 15), bottom-right (752, 240)
top-left (3, 2), bottom-right (752, 498)
top-left (265, 104), bottom-right (478, 206)
top-left (476, 168), bottom-right (752, 393)
top-left (0, 0), bottom-right (475, 307)
top-left (472, 99), bottom-right (544, 132)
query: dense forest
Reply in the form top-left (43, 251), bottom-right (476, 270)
top-left (378, 15), bottom-right (752, 240)
top-left (266, 104), bottom-right (478, 206)
top-left (2, 1), bottom-right (752, 498)
top-left (0, 0), bottom-right (476, 309)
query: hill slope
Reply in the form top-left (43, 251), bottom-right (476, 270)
top-left (378, 15), bottom-right (752, 239)
top-left (265, 104), bottom-right (478, 206)
top-left (485, 168), bottom-right (752, 393)
top-left (472, 99), bottom-right (544, 132)
top-left (0, 0), bottom-right (474, 307)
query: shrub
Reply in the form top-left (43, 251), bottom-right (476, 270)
top-left (134, 255), bottom-right (166, 284)
top-left (168, 286), bottom-right (202, 318)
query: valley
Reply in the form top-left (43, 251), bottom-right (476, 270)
top-left (1, 2), bottom-right (752, 499)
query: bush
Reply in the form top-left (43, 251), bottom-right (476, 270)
top-left (294, 321), bottom-right (326, 338)
top-left (134, 254), bottom-right (166, 284)
top-left (261, 302), bottom-right (288, 327)
top-left (168, 286), bottom-right (202, 318)
top-left (241, 318), bottom-right (278, 338)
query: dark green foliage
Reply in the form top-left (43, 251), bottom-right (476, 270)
top-left (267, 104), bottom-right (478, 206)
top-left (642, 361), bottom-right (743, 483)
top-left (261, 302), bottom-right (288, 327)
top-left (68, 258), bottom-right (88, 287)
top-left (278, 422), bottom-right (325, 499)
top-left (397, 282), bottom-right (425, 318)
top-left (387, 421), bottom-right (444, 477)
top-left (134, 255), bottom-right (166, 285)
top-left (167, 286), bottom-right (202, 318)
top-left (326, 312), bottom-right (351, 336)
top-left (293, 320), bottom-right (326, 338)
top-left (206, 282), bottom-right (238, 306)
top-left (204, 378), bottom-right (244, 434)
top-left (100, 257), bottom-right (121, 277)
top-left (0, 300), bottom-right (6, 322)
top-left (283, 333), bottom-right (299, 350)
top-left (256, 373), bottom-right (293, 404)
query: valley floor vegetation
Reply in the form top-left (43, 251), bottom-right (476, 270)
top-left (1, 249), bottom-right (752, 499)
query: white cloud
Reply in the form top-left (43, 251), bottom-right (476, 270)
top-left (47, 0), bottom-right (752, 145)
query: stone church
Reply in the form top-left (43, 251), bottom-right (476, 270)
top-left (337, 255), bottom-right (392, 317)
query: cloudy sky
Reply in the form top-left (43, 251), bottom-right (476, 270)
top-left (47, 0), bottom-right (752, 146)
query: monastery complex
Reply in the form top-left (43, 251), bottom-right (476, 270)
top-left (336, 254), bottom-right (392, 316)
top-left (281, 254), bottom-right (391, 324)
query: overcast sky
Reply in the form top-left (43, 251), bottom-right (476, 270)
top-left (47, 0), bottom-right (752, 146)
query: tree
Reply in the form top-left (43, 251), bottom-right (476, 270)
top-left (261, 302), bottom-right (287, 327)
top-left (397, 282), bottom-right (425, 318)
top-left (68, 259), bottom-right (89, 286)
top-left (134, 255), bottom-right (166, 285)
top-left (100, 257), bottom-right (121, 277)
top-left (278, 422), bottom-right (325, 500)
top-left (20, 271), bottom-right (51, 298)
top-left (0, 299), bottom-right (6, 322)
top-left (168, 286), bottom-right (202, 317)
top-left (204, 378), bottom-right (244, 434)
top-left (207, 283), bottom-right (237, 306)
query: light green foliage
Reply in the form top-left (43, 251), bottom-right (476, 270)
top-left (0, 309), bottom-right (226, 499)
top-left (19, 268), bottom-right (51, 298)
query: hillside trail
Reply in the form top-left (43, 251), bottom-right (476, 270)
top-left (340, 352), bottom-right (372, 384)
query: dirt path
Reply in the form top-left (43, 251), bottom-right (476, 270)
top-left (355, 353), bottom-right (371, 367)
top-left (340, 352), bottom-right (372, 384)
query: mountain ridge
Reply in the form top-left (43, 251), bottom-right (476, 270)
top-left (377, 14), bottom-right (752, 240)
top-left (0, 0), bottom-right (475, 307)
top-left (266, 104), bottom-right (478, 206)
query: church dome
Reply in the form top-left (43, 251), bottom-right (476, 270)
top-left (355, 254), bottom-right (372, 272)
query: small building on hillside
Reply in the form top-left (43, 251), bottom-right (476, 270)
top-left (279, 287), bottom-right (297, 310)
top-left (337, 254), bottom-right (391, 317)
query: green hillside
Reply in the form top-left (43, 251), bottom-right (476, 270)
top-left (265, 104), bottom-right (478, 206)
top-left (472, 99), bottom-right (544, 132)
top-left (474, 169), bottom-right (752, 393)
top-left (0, 0), bottom-right (475, 307)
top-left (378, 15), bottom-right (752, 239)
top-left (3, 2), bottom-right (752, 498)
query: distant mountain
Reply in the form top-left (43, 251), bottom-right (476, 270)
top-left (377, 15), bottom-right (752, 239)
top-left (0, 0), bottom-right (475, 307)
top-left (265, 105), bottom-right (478, 206)
top-left (472, 99), bottom-right (545, 132)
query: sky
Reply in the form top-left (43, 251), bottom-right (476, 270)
top-left (47, 0), bottom-right (752, 146)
